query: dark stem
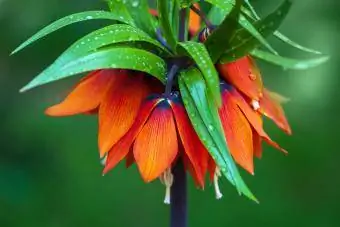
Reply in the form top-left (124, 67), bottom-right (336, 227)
top-left (190, 4), bottom-right (214, 29)
top-left (170, 160), bottom-right (187, 227)
top-left (165, 64), bottom-right (179, 96)
top-left (169, 8), bottom-right (188, 227)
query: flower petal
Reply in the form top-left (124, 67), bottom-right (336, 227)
top-left (125, 148), bottom-right (135, 168)
top-left (170, 99), bottom-right (208, 188)
top-left (98, 72), bottom-right (150, 157)
top-left (133, 102), bottom-right (178, 182)
top-left (220, 90), bottom-right (254, 174)
top-left (189, 4), bottom-right (201, 36)
top-left (218, 56), bottom-right (263, 100)
top-left (45, 70), bottom-right (116, 116)
top-left (259, 89), bottom-right (292, 135)
top-left (103, 97), bottom-right (162, 175)
top-left (230, 88), bottom-right (288, 154)
top-left (253, 129), bottom-right (263, 159)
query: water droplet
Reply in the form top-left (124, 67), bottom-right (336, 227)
top-left (208, 124), bottom-right (215, 131)
top-left (86, 16), bottom-right (93, 19)
top-left (249, 73), bottom-right (256, 80)
top-left (132, 1), bottom-right (139, 7)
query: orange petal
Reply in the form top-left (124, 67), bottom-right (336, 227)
top-left (189, 3), bottom-right (201, 35)
top-left (229, 87), bottom-right (288, 154)
top-left (259, 89), bottom-right (292, 135)
top-left (208, 156), bottom-right (216, 182)
top-left (217, 56), bottom-right (263, 101)
top-left (253, 129), bottom-right (263, 159)
top-left (98, 73), bottom-right (150, 157)
top-left (103, 97), bottom-right (162, 175)
top-left (219, 90), bottom-right (254, 174)
top-left (133, 101), bottom-right (178, 182)
top-left (171, 99), bottom-right (208, 188)
top-left (125, 148), bottom-right (135, 168)
top-left (45, 70), bottom-right (116, 116)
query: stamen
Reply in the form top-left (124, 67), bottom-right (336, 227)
top-left (160, 168), bottom-right (174, 204)
top-left (100, 154), bottom-right (107, 166)
top-left (251, 100), bottom-right (260, 111)
top-left (213, 167), bottom-right (223, 200)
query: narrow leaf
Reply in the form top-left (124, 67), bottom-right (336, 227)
top-left (20, 48), bottom-right (166, 92)
top-left (205, 0), bottom-right (242, 63)
top-left (204, 0), bottom-right (277, 55)
top-left (178, 41), bottom-right (221, 106)
top-left (220, 0), bottom-right (292, 63)
top-left (241, 1), bottom-right (322, 55)
top-left (251, 49), bottom-right (329, 70)
top-left (157, 0), bottom-right (178, 50)
top-left (124, 0), bottom-right (157, 37)
top-left (105, 0), bottom-right (134, 23)
top-left (179, 68), bottom-right (257, 201)
top-left (12, 11), bottom-right (134, 54)
top-left (51, 24), bottom-right (169, 66)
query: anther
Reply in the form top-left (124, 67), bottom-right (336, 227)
top-left (251, 100), bottom-right (260, 111)
top-left (213, 167), bottom-right (223, 200)
top-left (159, 168), bottom-right (174, 204)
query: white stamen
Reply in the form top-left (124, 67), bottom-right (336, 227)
top-left (251, 100), bottom-right (260, 111)
top-left (159, 168), bottom-right (174, 204)
top-left (100, 154), bottom-right (107, 166)
top-left (213, 167), bottom-right (223, 200)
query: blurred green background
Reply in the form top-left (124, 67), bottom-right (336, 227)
top-left (1, 0), bottom-right (340, 226)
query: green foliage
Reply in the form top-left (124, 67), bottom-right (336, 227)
top-left (11, 11), bottom-right (134, 54)
top-left (205, 0), bottom-right (242, 63)
top-left (251, 49), bottom-right (329, 70)
top-left (157, 0), bottom-right (178, 50)
top-left (178, 42), bottom-right (221, 106)
top-left (13, 0), bottom-right (328, 202)
top-left (20, 48), bottom-right (166, 92)
top-left (220, 0), bottom-right (292, 63)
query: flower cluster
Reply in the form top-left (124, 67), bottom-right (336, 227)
top-left (46, 32), bottom-right (291, 202)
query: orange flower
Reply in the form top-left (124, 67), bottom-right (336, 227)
top-left (103, 93), bottom-right (208, 188)
top-left (45, 69), bottom-right (158, 157)
top-left (217, 56), bottom-right (291, 135)
top-left (218, 82), bottom-right (287, 174)
top-left (217, 56), bottom-right (263, 101)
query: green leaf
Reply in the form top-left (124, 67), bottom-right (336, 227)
top-left (157, 0), bottom-right (178, 50)
top-left (11, 11), bottom-right (134, 55)
top-left (178, 41), bottom-right (221, 106)
top-left (241, 1), bottom-right (322, 55)
top-left (179, 0), bottom-right (196, 8)
top-left (105, 0), bottom-right (134, 22)
top-left (124, 0), bottom-right (157, 37)
top-left (220, 0), bottom-right (292, 63)
top-left (207, 5), bottom-right (229, 25)
top-left (20, 47), bottom-right (166, 92)
top-left (170, 0), bottom-right (180, 40)
top-left (251, 49), bottom-right (329, 70)
top-left (205, 0), bottom-right (242, 63)
top-left (273, 32), bottom-right (322, 55)
top-left (179, 68), bottom-right (257, 202)
top-left (204, 0), bottom-right (277, 55)
top-left (51, 24), bottom-right (169, 66)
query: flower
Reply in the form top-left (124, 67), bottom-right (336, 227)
top-left (103, 93), bottom-right (209, 188)
top-left (217, 82), bottom-right (287, 174)
top-left (45, 69), bottom-right (160, 157)
top-left (217, 56), bottom-right (292, 135)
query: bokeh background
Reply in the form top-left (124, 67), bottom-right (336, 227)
top-left (1, 0), bottom-right (340, 226)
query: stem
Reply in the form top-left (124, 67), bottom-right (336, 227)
top-left (170, 160), bottom-right (187, 227)
top-left (165, 64), bottom-right (179, 96)
top-left (169, 8), bottom-right (188, 227)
